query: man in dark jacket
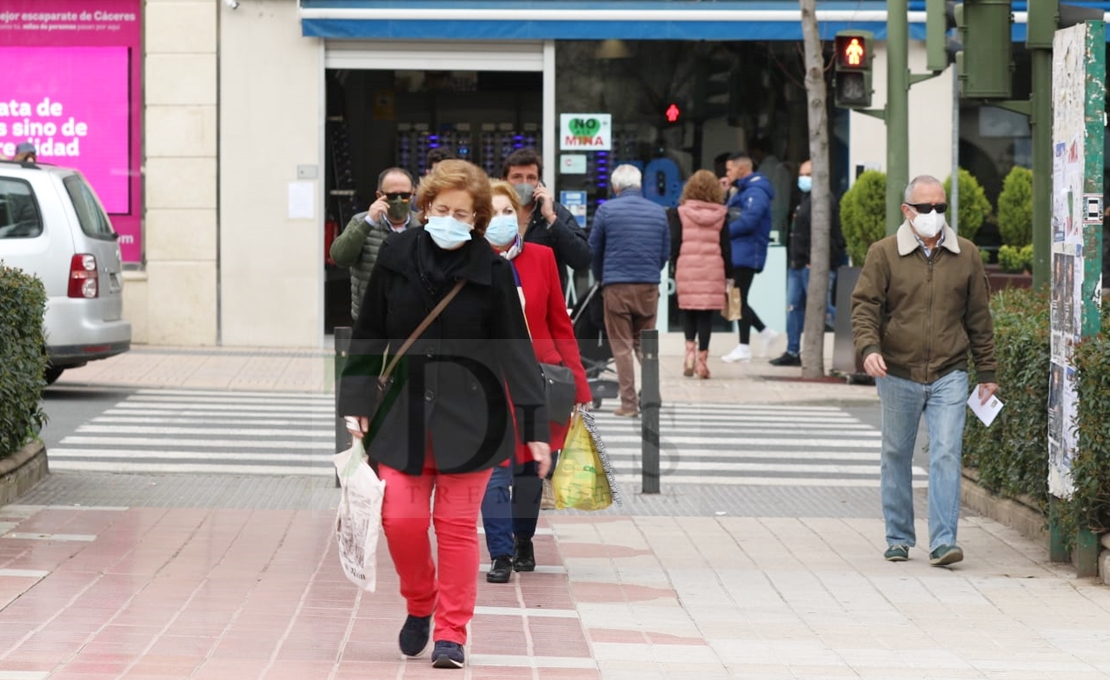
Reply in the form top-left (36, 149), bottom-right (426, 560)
top-left (588, 164), bottom-right (670, 417)
top-left (329, 167), bottom-right (415, 322)
top-left (721, 152), bottom-right (778, 363)
top-left (502, 148), bottom-right (591, 294)
top-left (771, 160), bottom-right (846, 366)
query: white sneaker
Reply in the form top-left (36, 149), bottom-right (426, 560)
top-left (758, 328), bottom-right (779, 357)
top-left (721, 344), bottom-right (752, 363)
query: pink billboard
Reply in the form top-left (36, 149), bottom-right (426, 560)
top-left (0, 0), bottom-right (143, 263)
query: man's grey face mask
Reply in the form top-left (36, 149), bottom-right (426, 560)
top-left (514, 183), bottom-right (534, 206)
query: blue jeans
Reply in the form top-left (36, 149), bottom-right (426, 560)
top-left (480, 462), bottom-right (542, 560)
top-left (826, 269), bottom-right (838, 327)
top-left (481, 465), bottom-right (514, 559)
top-left (876, 370), bottom-right (968, 551)
top-left (785, 266), bottom-right (808, 355)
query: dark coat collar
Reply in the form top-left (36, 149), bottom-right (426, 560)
top-left (376, 226), bottom-right (495, 286)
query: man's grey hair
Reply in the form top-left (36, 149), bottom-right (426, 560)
top-left (903, 175), bottom-right (945, 203)
top-left (611, 164), bottom-right (642, 193)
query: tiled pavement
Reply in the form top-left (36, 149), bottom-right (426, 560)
top-left (1, 503), bottom-right (1109, 679)
top-left (11, 339), bottom-right (1110, 678)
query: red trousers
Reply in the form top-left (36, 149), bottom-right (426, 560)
top-left (378, 462), bottom-right (493, 646)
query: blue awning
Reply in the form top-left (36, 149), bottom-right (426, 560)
top-left (299, 0), bottom-right (1110, 42)
top-left (300, 1), bottom-right (928, 41)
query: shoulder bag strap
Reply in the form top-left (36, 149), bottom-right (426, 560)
top-left (380, 278), bottom-right (466, 381)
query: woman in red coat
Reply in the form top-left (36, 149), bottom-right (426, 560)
top-left (480, 180), bottom-right (592, 584)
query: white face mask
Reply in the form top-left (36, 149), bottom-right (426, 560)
top-left (485, 214), bottom-right (519, 247)
top-left (912, 209), bottom-right (944, 239)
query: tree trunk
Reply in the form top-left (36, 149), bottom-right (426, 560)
top-left (799, 0), bottom-right (832, 379)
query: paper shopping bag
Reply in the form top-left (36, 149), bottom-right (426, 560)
top-left (721, 281), bottom-right (742, 321)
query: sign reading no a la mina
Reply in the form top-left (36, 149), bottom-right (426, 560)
top-left (560, 113), bottom-right (612, 150)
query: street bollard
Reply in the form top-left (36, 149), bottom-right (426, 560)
top-left (640, 329), bottom-right (660, 494)
top-left (334, 326), bottom-right (352, 489)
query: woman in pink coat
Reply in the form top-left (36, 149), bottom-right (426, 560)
top-left (673, 170), bottom-right (728, 379)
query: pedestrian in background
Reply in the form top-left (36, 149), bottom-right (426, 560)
top-left (771, 159), bottom-right (845, 367)
top-left (851, 174), bottom-right (998, 567)
top-left (340, 159), bottom-right (551, 669)
top-left (425, 147), bottom-right (455, 175)
top-left (721, 152), bottom-right (778, 363)
top-left (750, 137), bottom-right (792, 240)
top-left (479, 180), bottom-right (591, 584)
top-left (588, 164), bottom-right (670, 417)
top-left (10, 142), bottom-right (37, 163)
top-left (329, 167), bottom-right (415, 322)
top-left (501, 148), bottom-right (592, 294)
top-left (672, 169), bottom-right (728, 379)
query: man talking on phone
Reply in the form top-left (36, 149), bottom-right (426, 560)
top-left (502, 148), bottom-right (592, 294)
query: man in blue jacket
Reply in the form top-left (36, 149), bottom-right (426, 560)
top-left (589, 164), bottom-right (670, 417)
top-left (721, 152), bottom-right (779, 363)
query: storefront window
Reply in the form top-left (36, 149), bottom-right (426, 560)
top-left (555, 39), bottom-right (847, 330)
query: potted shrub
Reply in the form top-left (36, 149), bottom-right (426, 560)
top-left (943, 168), bottom-right (992, 243)
top-left (991, 166), bottom-right (1034, 289)
top-left (997, 166), bottom-right (1033, 247)
top-left (839, 169), bottom-right (887, 267)
top-left (833, 170), bottom-right (888, 380)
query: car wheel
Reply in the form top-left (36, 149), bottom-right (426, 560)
top-left (44, 366), bottom-right (65, 385)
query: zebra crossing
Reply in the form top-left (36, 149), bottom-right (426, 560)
top-left (49, 389), bottom-right (336, 476)
top-left (590, 403), bottom-right (926, 488)
top-left (50, 390), bottom-right (921, 488)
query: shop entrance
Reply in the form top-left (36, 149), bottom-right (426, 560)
top-left (323, 50), bottom-right (545, 332)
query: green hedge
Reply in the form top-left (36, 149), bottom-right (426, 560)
top-left (840, 170), bottom-right (887, 266)
top-left (963, 288), bottom-right (1051, 507)
top-left (0, 264), bottom-right (47, 458)
top-left (964, 288), bottom-right (1110, 547)
top-left (1060, 310), bottom-right (1110, 541)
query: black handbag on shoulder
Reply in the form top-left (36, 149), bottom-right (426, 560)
top-left (539, 362), bottom-right (577, 424)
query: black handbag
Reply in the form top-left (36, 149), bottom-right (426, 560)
top-left (540, 362), bottom-right (577, 424)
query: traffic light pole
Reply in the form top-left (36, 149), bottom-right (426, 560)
top-left (886, 0), bottom-right (911, 235)
top-left (1031, 49), bottom-right (1052, 289)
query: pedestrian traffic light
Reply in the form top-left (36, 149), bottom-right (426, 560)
top-left (833, 30), bottom-right (873, 109)
top-left (664, 102), bottom-right (681, 125)
top-left (925, 0), bottom-right (960, 71)
top-left (956, 0), bottom-right (1013, 99)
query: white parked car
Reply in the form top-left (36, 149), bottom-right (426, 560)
top-left (0, 160), bottom-right (131, 384)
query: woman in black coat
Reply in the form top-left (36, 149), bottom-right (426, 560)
top-left (339, 160), bottom-right (551, 670)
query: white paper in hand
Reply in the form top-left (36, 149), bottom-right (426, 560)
top-left (967, 390), bottom-right (1003, 427)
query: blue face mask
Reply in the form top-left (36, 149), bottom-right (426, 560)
top-left (797, 176), bottom-right (813, 193)
top-left (485, 214), bottom-right (519, 247)
top-left (425, 215), bottom-right (473, 250)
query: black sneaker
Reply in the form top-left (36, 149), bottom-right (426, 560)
top-left (769, 352), bottom-right (801, 367)
top-left (431, 640), bottom-right (465, 668)
top-left (486, 555), bottom-right (513, 583)
top-left (398, 614), bottom-right (431, 657)
top-left (513, 538), bottom-right (535, 572)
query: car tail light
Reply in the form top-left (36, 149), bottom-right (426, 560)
top-left (68, 254), bottom-right (98, 298)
